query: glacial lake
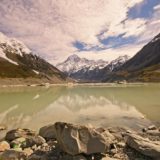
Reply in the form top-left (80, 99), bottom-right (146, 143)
top-left (0, 83), bottom-right (160, 131)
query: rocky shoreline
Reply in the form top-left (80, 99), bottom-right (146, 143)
top-left (0, 122), bottom-right (160, 160)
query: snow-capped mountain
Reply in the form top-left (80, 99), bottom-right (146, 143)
top-left (106, 55), bottom-right (130, 71)
top-left (0, 32), bottom-right (31, 65)
top-left (56, 54), bottom-right (108, 75)
top-left (56, 54), bottom-right (129, 82)
top-left (104, 33), bottom-right (160, 82)
top-left (0, 32), bottom-right (67, 83)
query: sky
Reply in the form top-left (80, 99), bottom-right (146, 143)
top-left (0, 0), bottom-right (160, 64)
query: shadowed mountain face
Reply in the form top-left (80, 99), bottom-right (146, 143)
top-left (121, 33), bottom-right (160, 71)
top-left (105, 33), bottom-right (160, 82)
top-left (0, 32), bottom-right (68, 83)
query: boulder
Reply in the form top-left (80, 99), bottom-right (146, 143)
top-left (5, 128), bottom-right (36, 141)
top-left (39, 124), bottom-right (56, 140)
top-left (0, 141), bottom-right (10, 152)
top-left (0, 149), bottom-right (27, 160)
top-left (54, 122), bottom-right (113, 155)
top-left (124, 133), bottom-right (160, 158)
top-left (25, 136), bottom-right (46, 147)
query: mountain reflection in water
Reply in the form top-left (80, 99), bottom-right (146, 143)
top-left (0, 84), bottom-right (160, 130)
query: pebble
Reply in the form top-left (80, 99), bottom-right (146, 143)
top-left (0, 141), bottom-right (10, 152)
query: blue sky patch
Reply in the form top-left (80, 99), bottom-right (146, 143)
top-left (99, 34), bottom-right (137, 49)
top-left (128, 0), bottom-right (160, 19)
top-left (73, 41), bottom-right (85, 50)
top-left (73, 41), bottom-right (106, 51)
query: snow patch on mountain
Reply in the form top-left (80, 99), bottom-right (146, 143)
top-left (107, 55), bottom-right (130, 71)
top-left (0, 48), bottom-right (18, 65)
top-left (0, 32), bottom-right (31, 56)
top-left (32, 70), bottom-right (40, 75)
top-left (0, 32), bottom-right (32, 65)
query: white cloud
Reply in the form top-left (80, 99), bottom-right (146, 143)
top-left (100, 18), bottom-right (146, 40)
top-left (154, 4), bottom-right (160, 10)
top-left (74, 44), bottom-right (142, 62)
top-left (0, 0), bottom-right (159, 65)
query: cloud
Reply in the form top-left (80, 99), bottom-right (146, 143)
top-left (100, 18), bottom-right (146, 40)
top-left (0, 0), bottom-right (159, 64)
top-left (75, 44), bottom-right (143, 62)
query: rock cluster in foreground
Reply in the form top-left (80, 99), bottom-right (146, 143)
top-left (0, 122), bottom-right (160, 160)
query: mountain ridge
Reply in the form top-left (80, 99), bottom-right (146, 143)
top-left (0, 32), bottom-right (68, 84)
top-left (104, 33), bottom-right (160, 82)
top-left (56, 54), bottom-right (129, 82)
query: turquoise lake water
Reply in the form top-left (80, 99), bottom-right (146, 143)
top-left (0, 84), bottom-right (160, 131)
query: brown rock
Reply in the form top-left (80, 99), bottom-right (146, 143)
top-left (26, 136), bottom-right (46, 147)
top-left (0, 141), bottom-right (10, 152)
top-left (23, 148), bottom-right (33, 156)
top-left (125, 133), bottom-right (160, 158)
top-left (0, 149), bottom-right (27, 160)
top-left (39, 124), bottom-right (56, 140)
top-left (148, 125), bottom-right (157, 130)
top-left (5, 128), bottom-right (36, 141)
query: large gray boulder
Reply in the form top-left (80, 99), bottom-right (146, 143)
top-left (54, 122), bottom-right (114, 155)
top-left (125, 133), bottom-right (160, 158)
top-left (39, 124), bottom-right (56, 140)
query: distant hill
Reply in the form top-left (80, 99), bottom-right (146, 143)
top-left (0, 32), bottom-right (68, 84)
top-left (105, 33), bottom-right (160, 82)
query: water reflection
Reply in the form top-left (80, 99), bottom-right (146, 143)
top-left (0, 84), bottom-right (160, 130)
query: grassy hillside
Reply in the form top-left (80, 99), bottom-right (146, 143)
top-left (105, 64), bottom-right (160, 82)
top-left (0, 58), bottom-right (37, 78)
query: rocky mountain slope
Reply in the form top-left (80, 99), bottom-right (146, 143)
top-left (57, 54), bottom-right (129, 82)
top-left (0, 32), bottom-right (68, 84)
top-left (105, 33), bottom-right (160, 82)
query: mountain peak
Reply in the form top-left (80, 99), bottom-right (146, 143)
top-left (56, 54), bottom-right (109, 79)
top-left (0, 32), bottom-right (67, 83)
top-left (66, 54), bottom-right (81, 62)
top-left (0, 32), bottom-right (31, 56)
